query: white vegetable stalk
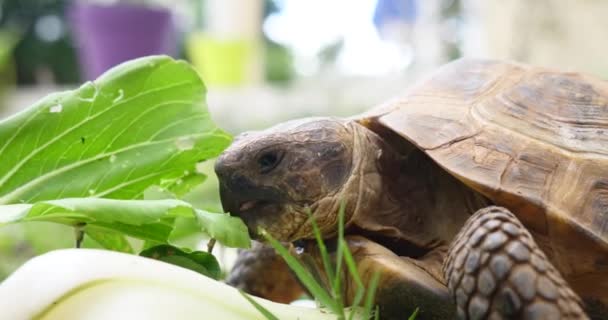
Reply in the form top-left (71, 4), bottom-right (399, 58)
top-left (0, 249), bottom-right (345, 320)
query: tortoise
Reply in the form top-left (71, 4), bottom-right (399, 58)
top-left (215, 59), bottom-right (608, 319)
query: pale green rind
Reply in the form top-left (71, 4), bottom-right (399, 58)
top-left (0, 249), bottom-right (346, 320)
top-left (0, 55), bottom-right (231, 204)
top-left (0, 198), bottom-right (250, 248)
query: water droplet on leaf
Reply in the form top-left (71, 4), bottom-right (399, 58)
top-left (109, 154), bottom-right (117, 163)
top-left (50, 104), bottom-right (63, 113)
top-left (175, 137), bottom-right (195, 150)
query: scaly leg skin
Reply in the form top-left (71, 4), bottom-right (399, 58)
top-left (226, 241), bottom-right (305, 303)
top-left (443, 206), bottom-right (588, 319)
top-left (297, 235), bottom-right (456, 320)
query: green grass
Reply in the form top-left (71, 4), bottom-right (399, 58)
top-left (242, 201), bottom-right (420, 320)
top-left (239, 290), bottom-right (280, 320)
top-left (246, 202), bottom-right (382, 320)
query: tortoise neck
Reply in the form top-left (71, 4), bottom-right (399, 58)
top-left (350, 123), bottom-right (491, 252)
top-left (389, 149), bottom-right (491, 245)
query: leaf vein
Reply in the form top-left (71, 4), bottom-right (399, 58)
top-left (0, 81), bottom-right (194, 188)
top-left (0, 132), bottom-right (217, 204)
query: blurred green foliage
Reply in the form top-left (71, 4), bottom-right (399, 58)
top-left (1, 0), bottom-right (80, 84)
top-left (0, 31), bottom-right (17, 109)
top-left (0, 223), bottom-right (72, 279)
top-left (264, 39), bottom-right (294, 85)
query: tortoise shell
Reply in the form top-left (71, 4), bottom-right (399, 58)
top-left (359, 59), bottom-right (608, 301)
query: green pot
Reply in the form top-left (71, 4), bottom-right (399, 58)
top-left (186, 32), bottom-right (261, 87)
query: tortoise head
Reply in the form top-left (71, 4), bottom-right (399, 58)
top-left (215, 117), bottom-right (376, 242)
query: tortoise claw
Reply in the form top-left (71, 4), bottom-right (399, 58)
top-left (444, 206), bottom-right (588, 319)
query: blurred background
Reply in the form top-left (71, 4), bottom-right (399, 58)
top-left (1, 0), bottom-right (608, 279)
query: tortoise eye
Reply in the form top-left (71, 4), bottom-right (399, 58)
top-left (258, 150), bottom-right (283, 173)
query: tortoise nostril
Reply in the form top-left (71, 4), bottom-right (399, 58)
top-left (214, 155), bottom-right (234, 179)
top-left (258, 150), bottom-right (283, 174)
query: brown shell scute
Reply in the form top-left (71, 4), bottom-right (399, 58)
top-left (372, 58), bottom-right (608, 305)
top-left (377, 59), bottom-right (608, 237)
top-left (475, 71), bottom-right (608, 156)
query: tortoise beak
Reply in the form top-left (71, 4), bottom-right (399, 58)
top-left (217, 178), bottom-right (281, 217)
top-left (215, 155), bottom-right (287, 219)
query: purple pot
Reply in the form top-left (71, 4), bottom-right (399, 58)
top-left (68, 2), bottom-right (176, 80)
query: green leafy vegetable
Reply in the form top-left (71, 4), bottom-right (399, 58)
top-left (140, 244), bottom-right (221, 279)
top-left (0, 55), bottom-right (250, 254)
top-left (195, 208), bottom-right (250, 248)
top-left (0, 55), bottom-right (231, 204)
top-left (0, 198), bottom-right (249, 249)
top-left (85, 226), bottom-right (134, 253)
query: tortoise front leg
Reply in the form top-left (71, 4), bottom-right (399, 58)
top-left (444, 206), bottom-right (588, 319)
top-left (226, 241), bottom-right (305, 303)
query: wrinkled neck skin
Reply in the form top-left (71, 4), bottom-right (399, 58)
top-left (341, 121), bottom-right (491, 256)
top-left (294, 121), bottom-right (385, 240)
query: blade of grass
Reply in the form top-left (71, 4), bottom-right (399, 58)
top-left (307, 209), bottom-right (347, 318)
top-left (341, 239), bottom-right (364, 289)
top-left (298, 252), bottom-right (331, 295)
top-left (362, 271), bottom-right (380, 320)
top-left (261, 229), bottom-right (341, 314)
top-left (408, 308), bottom-right (419, 320)
top-left (332, 201), bottom-right (347, 300)
top-left (239, 290), bottom-right (280, 320)
top-left (332, 200), bottom-right (348, 318)
top-left (348, 290), bottom-right (365, 320)
top-left (307, 208), bottom-right (336, 290)
top-left (342, 239), bottom-right (365, 320)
